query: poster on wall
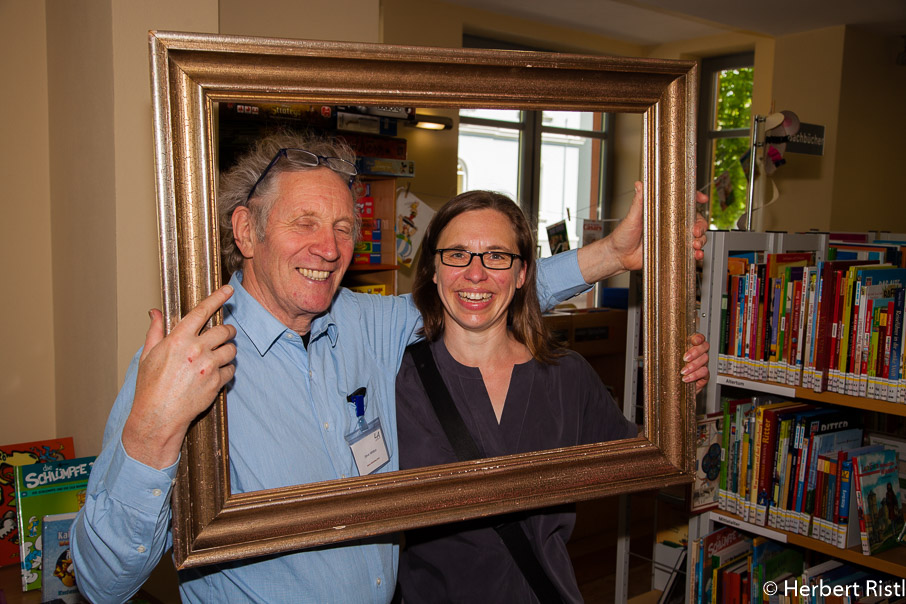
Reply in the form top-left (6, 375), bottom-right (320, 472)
top-left (395, 189), bottom-right (435, 268)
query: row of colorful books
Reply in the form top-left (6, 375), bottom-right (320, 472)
top-left (715, 397), bottom-right (906, 556)
top-left (1, 437), bottom-right (94, 601)
top-left (691, 525), bottom-right (906, 604)
top-left (716, 241), bottom-right (906, 403)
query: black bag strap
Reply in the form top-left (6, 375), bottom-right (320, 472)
top-left (406, 340), bottom-right (565, 604)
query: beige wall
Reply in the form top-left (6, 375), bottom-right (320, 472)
top-left (220, 0), bottom-right (379, 40)
top-left (1, 2), bottom-right (55, 445)
top-left (761, 27), bottom-right (846, 232)
top-left (831, 27), bottom-right (906, 232)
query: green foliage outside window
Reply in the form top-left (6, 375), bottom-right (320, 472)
top-left (709, 67), bottom-right (753, 230)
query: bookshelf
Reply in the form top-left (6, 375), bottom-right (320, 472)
top-left (687, 229), bottom-right (906, 597)
top-left (342, 176), bottom-right (399, 295)
top-left (706, 510), bottom-right (906, 578)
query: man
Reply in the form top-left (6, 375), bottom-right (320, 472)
top-left (71, 132), bottom-right (709, 603)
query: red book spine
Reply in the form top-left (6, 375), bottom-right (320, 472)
top-left (788, 280), bottom-right (803, 368)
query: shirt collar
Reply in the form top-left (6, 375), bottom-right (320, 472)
top-left (226, 271), bottom-right (339, 355)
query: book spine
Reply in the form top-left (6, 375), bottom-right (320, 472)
top-left (720, 293), bottom-right (729, 359)
top-left (807, 269), bottom-right (822, 388)
top-left (819, 270), bottom-right (844, 392)
top-left (837, 267), bottom-right (858, 393)
top-left (889, 288), bottom-right (905, 402)
top-left (794, 268), bottom-right (812, 386)
top-left (812, 263), bottom-right (831, 392)
top-left (769, 419), bottom-right (791, 528)
top-left (757, 264), bottom-right (769, 379)
top-left (830, 269), bottom-right (845, 392)
top-left (859, 298), bottom-right (876, 397)
top-left (719, 400), bottom-right (732, 511)
top-left (788, 279), bottom-right (804, 385)
top-left (726, 275), bottom-right (740, 372)
top-left (837, 457), bottom-right (852, 548)
top-left (851, 455), bottom-right (872, 555)
top-left (750, 406), bottom-right (767, 521)
top-left (783, 418), bottom-right (804, 531)
top-left (850, 280), bottom-right (867, 395)
top-left (794, 420), bottom-right (818, 533)
top-left (809, 456), bottom-right (827, 539)
top-left (775, 272), bottom-right (790, 382)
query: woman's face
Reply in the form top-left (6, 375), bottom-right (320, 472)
top-left (433, 208), bottom-right (526, 337)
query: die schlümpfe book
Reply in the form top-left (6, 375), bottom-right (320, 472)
top-left (0, 437), bottom-right (75, 567)
top-left (14, 456), bottom-right (95, 591)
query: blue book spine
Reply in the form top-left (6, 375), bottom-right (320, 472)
top-left (889, 287), bottom-right (905, 383)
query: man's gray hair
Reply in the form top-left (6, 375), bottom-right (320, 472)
top-left (218, 131), bottom-right (359, 275)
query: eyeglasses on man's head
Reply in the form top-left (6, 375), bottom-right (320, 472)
top-left (246, 148), bottom-right (358, 203)
top-left (435, 248), bottom-right (522, 270)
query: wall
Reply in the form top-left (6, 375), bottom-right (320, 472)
top-left (220, 0), bottom-right (379, 40)
top-left (761, 27), bottom-right (846, 232)
top-left (756, 26), bottom-right (906, 233)
top-left (831, 27), bottom-right (906, 232)
top-left (1, 2), bottom-right (55, 445)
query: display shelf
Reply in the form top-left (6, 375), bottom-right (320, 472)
top-left (0, 565), bottom-right (40, 604)
top-left (716, 374), bottom-right (906, 417)
top-left (343, 176), bottom-right (398, 295)
top-left (707, 510), bottom-right (906, 579)
top-left (346, 264), bottom-right (398, 272)
top-left (689, 229), bottom-right (906, 601)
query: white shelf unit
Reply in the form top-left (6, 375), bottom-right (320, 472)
top-left (687, 229), bottom-right (906, 596)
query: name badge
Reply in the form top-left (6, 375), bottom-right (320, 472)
top-left (346, 417), bottom-right (390, 476)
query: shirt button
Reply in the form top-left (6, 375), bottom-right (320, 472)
top-left (137, 545), bottom-right (146, 553)
top-left (285, 333), bottom-right (294, 340)
top-left (152, 489), bottom-right (162, 497)
top-left (323, 422), bottom-right (329, 430)
top-left (376, 578), bottom-right (382, 586)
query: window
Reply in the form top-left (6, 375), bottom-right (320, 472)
top-left (458, 35), bottom-right (611, 275)
top-left (458, 110), bottom-right (610, 260)
top-left (697, 53), bottom-right (754, 230)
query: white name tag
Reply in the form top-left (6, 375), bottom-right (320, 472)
top-left (346, 417), bottom-right (390, 476)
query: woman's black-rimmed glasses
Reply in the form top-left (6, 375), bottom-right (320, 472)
top-left (246, 148), bottom-right (358, 202)
top-left (435, 248), bottom-right (522, 270)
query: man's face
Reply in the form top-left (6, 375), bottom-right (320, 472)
top-left (234, 167), bottom-right (356, 333)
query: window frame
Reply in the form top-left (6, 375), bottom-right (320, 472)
top-left (696, 51), bottom-right (754, 226)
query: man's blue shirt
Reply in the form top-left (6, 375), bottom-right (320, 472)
top-left (71, 251), bottom-right (589, 603)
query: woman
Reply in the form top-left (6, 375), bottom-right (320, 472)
top-left (395, 191), bottom-right (705, 603)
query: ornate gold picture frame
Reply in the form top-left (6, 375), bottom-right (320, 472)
top-left (148, 30), bottom-right (698, 569)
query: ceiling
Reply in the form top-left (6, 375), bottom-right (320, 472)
top-left (444, 0), bottom-right (906, 46)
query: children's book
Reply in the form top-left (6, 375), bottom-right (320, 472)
top-left (14, 456), bottom-right (95, 591)
top-left (697, 526), bottom-right (750, 604)
top-left (852, 448), bottom-right (906, 555)
top-left (693, 412), bottom-right (723, 512)
top-left (0, 437), bottom-right (75, 568)
top-left (748, 536), bottom-right (803, 604)
top-left (41, 512), bottom-right (87, 603)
